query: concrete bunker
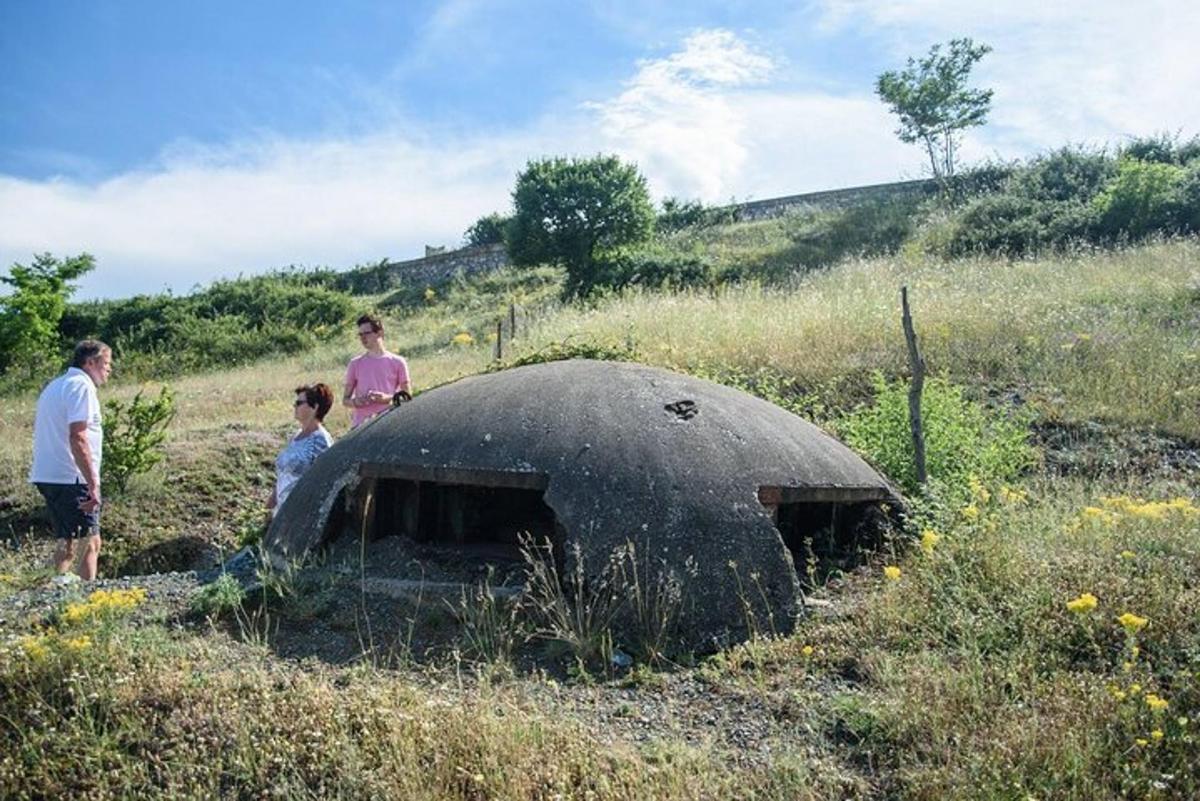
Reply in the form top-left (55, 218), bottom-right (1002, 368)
top-left (266, 360), bottom-right (904, 649)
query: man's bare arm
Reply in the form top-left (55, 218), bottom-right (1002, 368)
top-left (68, 421), bottom-right (101, 511)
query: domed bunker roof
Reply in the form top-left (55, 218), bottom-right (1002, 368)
top-left (265, 359), bottom-right (903, 648)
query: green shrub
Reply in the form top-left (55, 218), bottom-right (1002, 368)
top-left (463, 212), bottom-right (511, 247)
top-left (589, 247), bottom-right (713, 294)
top-left (1008, 147), bottom-right (1115, 203)
top-left (1093, 158), bottom-right (1186, 240)
top-left (1174, 163), bottom-right (1200, 232)
top-left (657, 197), bottom-right (738, 232)
top-left (1120, 133), bottom-right (1200, 165)
top-left (944, 194), bottom-right (1098, 256)
top-left (190, 573), bottom-right (247, 618)
top-left (836, 375), bottom-right (1036, 501)
top-left (59, 271), bottom-right (355, 378)
top-left (101, 385), bottom-right (176, 494)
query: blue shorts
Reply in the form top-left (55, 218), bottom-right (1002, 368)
top-left (35, 482), bottom-right (100, 540)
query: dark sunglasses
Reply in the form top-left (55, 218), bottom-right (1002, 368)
top-left (293, 399), bottom-right (309, 407)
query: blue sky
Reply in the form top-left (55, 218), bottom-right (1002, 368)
top-left (2, 1), bottom-right (1198, 298)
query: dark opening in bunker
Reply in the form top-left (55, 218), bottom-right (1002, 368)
top-left (758, 486), bottom-right (891, 584)
top-left (356, 464), bottom-right (560, 564)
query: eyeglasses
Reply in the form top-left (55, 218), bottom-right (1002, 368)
top-left (293, 399), bottom-right (309, 407)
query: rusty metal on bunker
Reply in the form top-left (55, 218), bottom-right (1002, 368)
top-left (265, 360), bottom-right (903, 650)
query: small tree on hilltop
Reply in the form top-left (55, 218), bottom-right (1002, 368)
top-left (507, 155), bottom-right (655, 297)
top-left (0, 252), bottom-right (95, 377)
top-left (876, 38), bottom-right (993, 191)
top-left (463, 212), bottom-right (512, 247)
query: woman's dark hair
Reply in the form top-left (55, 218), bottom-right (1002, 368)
top-left (295, 383), bottom-right (334, 421)
top-left (356, 313), bottom-right (383, 333)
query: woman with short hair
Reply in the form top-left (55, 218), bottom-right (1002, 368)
top-left (268, 383), bottom-right (334, 516)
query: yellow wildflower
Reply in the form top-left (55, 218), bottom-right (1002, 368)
top-left (920, 529), bottom-right (940, 554)
top-left (968, 476), bottom-right (991, 504)
top-left (1151, 729), bottom-right (1164, 741)
top-left (423, 287), bottom-right (436, 302)
top-left (1129, 683), bottom-right (1142, 695)
top-left (62, 635), bottom-right (92, 653)
top-left (1135, 738), bottom-right (1148, 747)
top-left (801, 645), bottom-right (814, 657)
top-left (1111, 689), bottom-right (1127, 701)
top-left (1145, 694), bottom-right (1169, 712)
top-left (451, 331), bottom-right (474, 346)
top-left (960, 504), bottom-right (979, 521)
top-left (1118, 613), bottom-right (1148, 633)
top-left (998, 485), bottom-right (1027, 504)
top-left (1119, 550), bottom-right (1135, 560)
top-left (1130, 645), bottom-right (1140, 659)
top-left (883, 566), bottom-right (902, 581)
top-left (19, 634), bottom-right (51, 662)
top-left (1065, 593), bottom-right (1098, 614)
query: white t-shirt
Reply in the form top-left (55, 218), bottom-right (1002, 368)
top-left (29, 367), bottom-right (103, 485)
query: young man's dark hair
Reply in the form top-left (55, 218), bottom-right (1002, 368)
top-left (356, 314), bottom-right (383, 333)
top-left (294, 383), bottom-right (334, 421)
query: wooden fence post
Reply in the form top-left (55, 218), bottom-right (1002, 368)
top-left (509, 303), bottom-right (517, 341)
top-left (901, 286), bottom-right (928, 487)
top-left (495, 320), bottom-right (504, 361)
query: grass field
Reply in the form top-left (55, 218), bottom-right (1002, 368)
top-left (1, 238), bottom-right (1198, 799)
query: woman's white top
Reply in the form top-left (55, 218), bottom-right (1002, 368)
top-left (273, 426), bottom-right (333, 515)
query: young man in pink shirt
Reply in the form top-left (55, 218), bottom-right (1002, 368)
top-left (343, 314), bottom-right (411, 427)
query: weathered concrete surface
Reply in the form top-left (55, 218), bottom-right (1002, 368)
top-left (265, 359), bottom-right (900, 649)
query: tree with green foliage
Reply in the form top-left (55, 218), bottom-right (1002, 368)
top-left (507, 155), bottom-right (655, 297)
top-left (876, 38), bottom-right (993, 189)
top-left (102, 385), bottom-right (176, 494)
top-left (463, 212), bottom-right (512, 247)
top-left (0, 252), bottom-right (95, 376)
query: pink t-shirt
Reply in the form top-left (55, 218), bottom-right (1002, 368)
top-left (345, 351), bottom-right (410, 426)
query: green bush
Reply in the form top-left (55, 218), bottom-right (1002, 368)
top-left (463, 212), bottom-right (511, 247)
top-left (588, 246), bottom-right (713, 294)
top-left (836, 375), bottom-right (1036, 501)
top-left (190, 573), bottom-right (247, 618)
top-left (1008, 147), bottom-right (1115, 203)
top-left (1174, 163), bottom-right (1200, 232)
top-left (944, 194), bottom-right (1098, 256)
top-left (1120, 133), bottom-right (1200, 165)
top-left (657, 198), bottom-right (738, 232)
top-left (1093, 158), bottom-right (1186, 240)
top-left (59, 271), bottom-right (355, 378)
top-left (102, 385), bottom-right (176, 495)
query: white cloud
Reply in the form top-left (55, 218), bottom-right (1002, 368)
top-left (811, 0), bottom-right (1200, 155)
top-left (590, 29), bottom-right (777, 201)
top-left (4, 13), bottom-right (1198, 299)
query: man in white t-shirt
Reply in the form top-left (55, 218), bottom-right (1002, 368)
top-left (29, 340), bottom-right (112, 581)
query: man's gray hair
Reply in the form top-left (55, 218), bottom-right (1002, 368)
top-left (71, 340), bottom-right (112, 369)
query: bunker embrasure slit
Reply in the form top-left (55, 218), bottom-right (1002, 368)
top-left (356, 464), bottom-right (558, 562)
top-left (758, 486), bottom-right (892, 582)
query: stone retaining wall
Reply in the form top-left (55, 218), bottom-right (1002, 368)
top-left (348, 178), bottom-right (937, 288)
